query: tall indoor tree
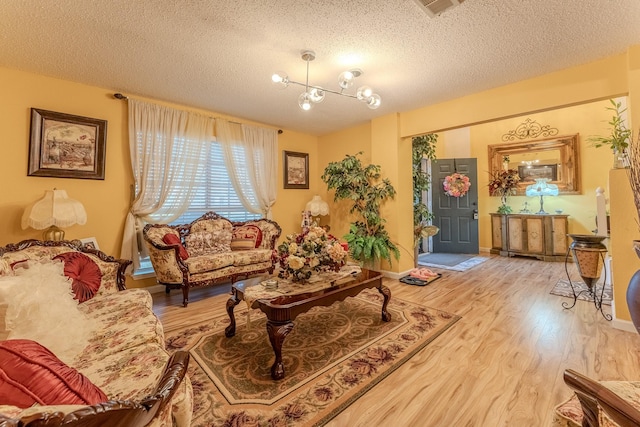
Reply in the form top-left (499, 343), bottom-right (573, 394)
top-left (321, 152), bottom-right (400, 267)
top-left (412, 134), bottom-right (438, 258)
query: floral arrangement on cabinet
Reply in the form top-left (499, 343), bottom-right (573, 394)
top-left (277, 226), bottom-right (347, 282)
top-left (489, 169), bottom-right (521, 214)
top-left (443, 172), bottom-right (471, 197)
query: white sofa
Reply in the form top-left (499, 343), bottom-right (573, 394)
top-left (0, 240), bottom-right (192, 427)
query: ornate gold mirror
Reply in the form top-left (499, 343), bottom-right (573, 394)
top-left (488, 134), bottom-right (580, 195)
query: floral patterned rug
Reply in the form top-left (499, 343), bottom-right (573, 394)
top-left (550, 279), bottom-right (612, 305)
top-left (164, 288), bottom-right (460, 426)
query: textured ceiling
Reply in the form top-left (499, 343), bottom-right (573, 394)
top-left (1, 0), bottom-right (640, 136)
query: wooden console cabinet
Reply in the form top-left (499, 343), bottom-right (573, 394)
top-left (490, 213), bottom-right (569, 262)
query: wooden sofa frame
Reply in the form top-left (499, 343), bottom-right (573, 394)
top-left (0, 351), bottom-right (190, 427)
top-left (143, 211), bottom-right (282, 306)
top-left (563, 369), bottom-right (640, 427)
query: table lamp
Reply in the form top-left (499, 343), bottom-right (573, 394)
top-left (305, 195), bottom-right (329, 227)
top-left (525, 178), bottom-right (559, 214)
top-left (21, 189), bottom-right (87, 240)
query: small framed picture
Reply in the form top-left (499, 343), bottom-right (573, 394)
top-left (28, 108), bottom-right (107, 180)
top-left (80, 237), bottom-right (99, 251)
top-left (283, 151), bottom-right (309, 189)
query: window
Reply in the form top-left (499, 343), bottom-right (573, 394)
top-left (135, 140), bottom-right (260, 277)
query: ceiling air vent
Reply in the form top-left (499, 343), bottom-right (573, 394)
top-left (414, 0), bottom-right (465, 18)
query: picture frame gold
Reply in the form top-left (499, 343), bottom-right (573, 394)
top-left (283, 151), bottom-right (309, 189)
top-left (28, 108), bottom-right (107, 180)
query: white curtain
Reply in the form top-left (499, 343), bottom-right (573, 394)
top-left (241, 124), bottom-right (278, 219)
top-left (216, 119), bottom-right (278, 218)
top-left (120, 99), bottom-right (214, 269)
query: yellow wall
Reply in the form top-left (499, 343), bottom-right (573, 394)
top-left (320, 46), bottom-right (640, 320)
top-left (318, 122), bottom-right (372, 240)
top-left (471, 100), bottom-right (615, 249)
top-left (0, 66), bottom-right (318, 288)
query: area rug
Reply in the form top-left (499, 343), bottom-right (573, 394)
top-left (418, 252), bottom-right (489, 272)
top-left (164, 289), bottom-right (460, 426)
top-left (550, 279), bottom-right (612, 305)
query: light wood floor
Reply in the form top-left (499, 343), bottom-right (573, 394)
top-left (152, 255), bottom-right (640, 427)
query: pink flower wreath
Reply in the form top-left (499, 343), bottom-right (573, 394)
top-left (443, 173), bottom-right (471, 197)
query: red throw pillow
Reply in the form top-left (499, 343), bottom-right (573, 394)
top-left (53, 252), bottom-right (102, 303)
top-left (162, 233), bottom-right (189, 260)
top-left (0, 339), bottom-right (108, 408)
top-left (230, 225), bottom-right (263, 251)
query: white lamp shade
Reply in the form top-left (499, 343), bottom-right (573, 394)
top-left (525, 178), bottom-right (559, 197)
top-left (305, 195), bottom-right (329, 216)
top-left (22, 189), bottom-right (87, 230)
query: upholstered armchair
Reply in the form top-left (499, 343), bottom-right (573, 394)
top-left (555, 369), bottom-right (640, 427)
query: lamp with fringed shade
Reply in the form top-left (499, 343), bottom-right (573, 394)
top-left (21, 189), bottom-right (87, 241)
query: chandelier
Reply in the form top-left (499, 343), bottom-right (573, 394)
top-left (271, 50), bottom-right (381, 111)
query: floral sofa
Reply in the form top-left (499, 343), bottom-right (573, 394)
top-left (143, 211), bottom-right (282, 307)
top-left (0, 240), bottom-right (192, 427)
top-left (553, 369), bottom-right (640, 426)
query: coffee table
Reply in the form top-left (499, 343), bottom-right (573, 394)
top-left (225, 268), bottom-right (390, 380)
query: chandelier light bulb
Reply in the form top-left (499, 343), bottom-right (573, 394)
top-left (308, 88), bottom-right (325, 103)
top-left (366, 94), bottom-right (382, 109)
top-left (271, 71), bottom-right (289, 89)
top-left (338, 70), bottom-right (355, 89)
top-left (356, 85), bottom-right (373, 101)
top-left (298, 92), bottom-right (313, 111)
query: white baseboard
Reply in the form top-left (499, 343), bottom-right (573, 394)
top-left (611, 299), bottom-right (639, 333)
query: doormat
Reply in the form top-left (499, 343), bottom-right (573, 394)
top-left (550, 279), bottom-right (612, 305)
top-left (400, 273), bottom-right (442, 286)
top-left (418, 253), bottom-right (489, 272)
top-left (163, 288), bottom-right (460, 427)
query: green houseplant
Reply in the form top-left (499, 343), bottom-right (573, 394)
top-left (321, 152), bottom-right (400, 267)
top-left (412, 134), bottom-right (438, 261)
top-left (588, 99), bottom-right (632, 168)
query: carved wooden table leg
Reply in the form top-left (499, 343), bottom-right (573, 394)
top-left (225, 293), bottom-right (241, 337)
top-left (378, 285), bottom-right (392, 322)
top-left (266, 320), bottom-right (294, 380)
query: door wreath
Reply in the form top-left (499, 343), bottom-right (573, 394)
top-left (443, 173), bottom-right (471, 197)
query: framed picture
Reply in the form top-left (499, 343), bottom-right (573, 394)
top-left (80, 237), bottom-right (99, 250)
top-left (518, 164), bottom-right (558, 182)
top-left (283, 151), bottom-right (309, 189)
top-left (28, 108), bottom-right (107, 180)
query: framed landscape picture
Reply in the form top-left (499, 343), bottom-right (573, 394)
top-left (28, 108), bottom-right (107, 180)
top-left (518, 164), bottom-right (558, 183)
top-left (283, 151), bottom-right (309, 189)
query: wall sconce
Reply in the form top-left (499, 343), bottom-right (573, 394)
top-left (21, 189), bottom-right (87, 240)
top-left (525, 178), bottom-right (559, 214)
top-left (272, 50), bottom-right (381, 111)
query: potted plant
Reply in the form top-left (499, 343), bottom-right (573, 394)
top-left (321, 152), bottom-right (400, 268)
top-left (588, 99), bottom-right (632, 168)
top-left (412, 134), bottom-right (438, 266)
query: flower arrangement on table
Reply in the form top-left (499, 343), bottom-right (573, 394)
top-left (488, 169), bottom-right (521, 214)
top-left (443, 173), bottom-right (471, 197)
top-left (277, 226), bottom-right (348, 282)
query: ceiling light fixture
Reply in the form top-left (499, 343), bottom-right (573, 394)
top-left (272, 50), bottom-right (381, 111)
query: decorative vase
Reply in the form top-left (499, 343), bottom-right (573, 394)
top-left (497, 194), bottom-right (512, 214)
top-left (626, 240), bottom-right (640, 333)
top-left (568, 234), bottom-right (607, 291)
top-left (613, 148), bottom-right (629, 169)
